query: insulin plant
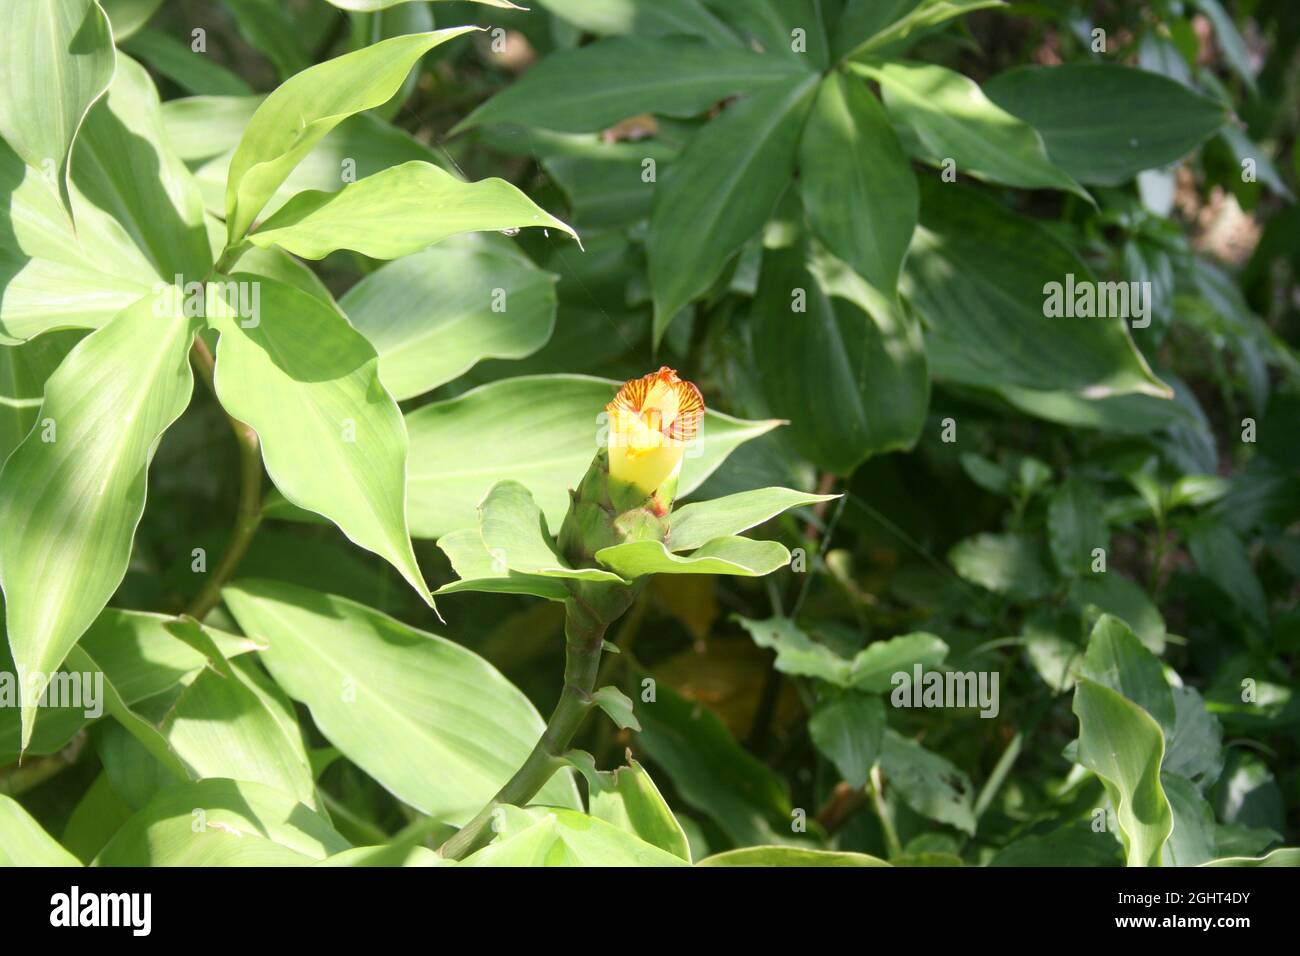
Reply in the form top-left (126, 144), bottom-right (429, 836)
top-left (1, 0), bottom-right (1298, 868)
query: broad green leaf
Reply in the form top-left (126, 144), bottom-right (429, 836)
top-left (983, 64), bottom-right (1228, 185)
top-left (636, 682), bottom-right (791, 845)
top-left (222, 580), bottom-right (582, 825)
top-left (0, 795), bottom-right (82, 866)
top-left (809, 692), bottom-right (884, 789)
top-left (316, 845), bottom-right (447, 867)
top-left (1048, 476), bottom-right (1108, 577)
top-left (94, 778), bottom-right (348, 866)
top-left (949, 532), bottom-right (1055, 598)
top-left (701, 0), bottom-right (827, 66)
top-left (1186, 517), bottom-right (1268, 631)
top-left (1080, 614), bottom-right (1175, 734)
top-left (223, 28), bottom-right (476, 242)
top-left (737, 615), bottom-right (856, 685)
top-left (458, 37), bottom-right (798, 134)
top-left (1202, 848), bottom-right (1300, 867)
top-left (666, 487), bottom-right (835, 552)
top-left (1164, 686), bottom-right (1223, 788)
top-left (434, 528), bottom-right (571, 601)
top-left (245, 161), bottom-right (576, 261)
top-left (160, 95), bottom-right (261, 163)
top-left (596, 537), bottom-right (791, 579)
top-left (460, 806), bottom-right (688, 867)
top-left (1069, 573), bottom-right (1166, 654)
top-left (905, 181), bottom-right (1169, 399)
top-left (589, 759), bottom-right (691, 861)
top-left (753, 240), bottom-right (929, 473)
top-left (989, 822), bottom-right (1124, 867)
top-left (880, 731), bottom-right (975, 834)
top-left (1072, 677), bottom-right (1173, 867)
top-left (534, 0), bottom-right (737, 46)
top-left (70, 55), bottom-right (213, 283)
top-left (836, 0), bottom-right (1005, 59)
top-left (799, 72), bottom-right (917, 293)
top-left (222, 0), bottom-right (310, 81)
top-left (207, 275), bottom-right (432, 605)
top-left (0, 0), bottom-right (114, 190)
top-left (479, 480), bottom-right (624, 583)
top-left (404, 375), bottom-right (781, 539)
top-left (855, 60), bottom-right (1088, 199)
top-left (100, 0), bottom-right (163, 40)
top-left (649, 75), bottom-right (818, 341)
top-left (0, 295), bottom-right (196, 748)
top-left (697, 846), bottom-right (891, 867)
top-left (342, 235), bottom-right (557, 401)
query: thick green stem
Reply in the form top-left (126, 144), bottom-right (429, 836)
top-left (438, 598), bottom-right (609, 860)
top-left (185, 338), bottom-right (263, 620)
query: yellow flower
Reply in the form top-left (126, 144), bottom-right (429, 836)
top-left (606, 367), bottom-right (704, 499)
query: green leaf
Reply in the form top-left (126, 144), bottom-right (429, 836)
top-left (0, 295), bottom-right (196, 748)
top-left (317, 845), bottom-right (447, 867)
top-left (458, 36), bottom-right (799, 133)
top-left (799, 72), bottom-right (917, 294)
top-left (666, 487), bottom-right (836, 552)
top-left (850, 633), bottom-right (949, 692)
top-left (1162, 773), bottom-right (1217, 866)
top-left (222, 579), bottom-right (582, 825)
top-left (342, 235), bottom-right (557, 401)
top-left (100, 0), bottom-right (163, 40)
top-left (1164, 686), bottom-right (1223, 788)
top-left (1072, 677), bottom-right (1173, 867)
top-left (479, 480), bottom-right (624, 583)
top-left (837, 0), bottom-right (1006, 60)
top-left (855, 60), bottom-right (1088, 199)
top-left (460, 806), bottom-right (688, 867)
top-left (1202, 848), bottom-right (1300, 868)
top-left (1080, 614), bottom-right (1175, 734)
top-left (330, 0), bottom-right (521, 9)
top-left (245, 161), bottom-right (576, 261)
top-left (533, 0), bottom-right (737, 45)
top-left (1192, 0), bottom-right (1257, 94)
top-left (589, 758), bottom-right (691, 861)
top-left (222, 0), bottom-right (310, 81)
top-left (0, 331), bottom-right (83, 461)
top-left (207, 275), bottom-right (433, 606)
top-left (649, 76), bottom-right (818, 341)
top-left (591, 686), bottom-right (641, 731)
top-left (753, 240), bottom-right (929, 473)
top-left (70, 54), bottom-right (214, 283)
top-left (596, 536), bottom-right (791, 579)
top-left (1048, 476), bottom-right (1109, 577)
top-left (809, 692), bottom-right (884, 789)
top-left (881, 731), bottom-right (976, 834)
top-left (0, 794), bottom-right (82, 866)
top-left (1186, 517), bottom-right (1268, 631)
top-left (1069, 573), bottom-right (1166, 654)
top-left (122, 28), bottom-right (255, 97)
top-left (983, 64), bottom-right (1228, 185)
top-left (404, 375), bottom-right (780, 539)
top-left (702, 0), bottom-right (827, 66)
top-left (94, 778), bottom-right (349, 866)
top-left (0, 0), bottom-right (114, 191)
top-left (223, 27), bottom-right (476, 243)
top-left (949, 532), bottom-right (1055, 598)
top-left (697, 846), bottom-right (891, 866)
top-left (905, 181), bottom-right (1169, 399)
top-left (434, 528), bottom-right (571, 602)
top-left (636, 682), bottom-right (791, 845)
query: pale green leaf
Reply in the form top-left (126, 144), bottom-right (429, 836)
top-left (245, 161), bottom-right (576, 261)
top-left (591, 686), bottom-right (640, 731)
top-left (1080, 614), bottom-right (1175, 734)
top-left (223, 28), bottom-right (477, 242)
top-left (222, 580), bottom-right (582, 825)
top-left (697, 846), bottom-right (890, 866)
top-left (207, 276), bottom-right (432, 605)
top-left (589, 758), bottom-right (691, 861)
top-left (479, 480), bottom-right (624, 583)
top-left (0, 294), bottom-right (195, 748)
top-left (343, 235), bottom-right (557, 401)
top-left (1072, 677), bottom-right (1173, 867)
top-left (881, 730), bottom-right (976, 834)
top-left (434, 528), bottom-right (571, 601)
top-left (460, 806), bottom-right (688, 867)
top-left (666, 487), bottom-right (836, 552)
top-left (837, 0), bottom-right (1006, 60)
top-left (0, 794), bottom-right (82, 866)
top-left (596, 536), bottom-right (791, 579)
top-left (100, 0), bottom-right (163, 40)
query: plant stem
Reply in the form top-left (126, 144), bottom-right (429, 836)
top-left (185, 338), bottom-right (263, 621)
top-left (438, 598), bottom-right (609, 860)
top-left (868, 763), bottom-right (902, 859)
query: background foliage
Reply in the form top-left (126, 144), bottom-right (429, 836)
top-left (1, 0), bottom-right (1297, 867)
